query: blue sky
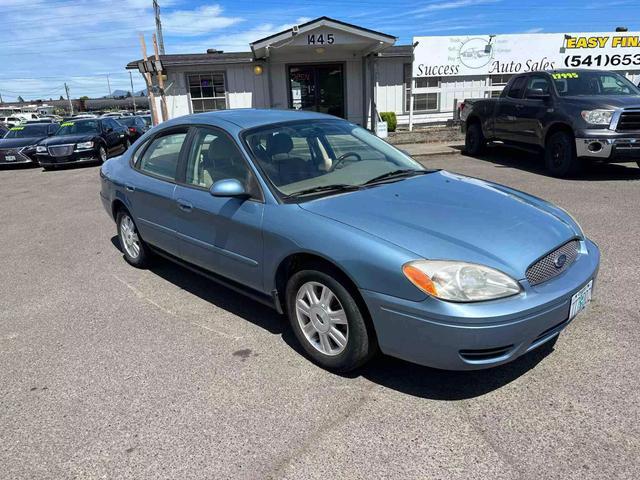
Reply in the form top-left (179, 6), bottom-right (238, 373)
top-left (0, 0), bottom-right (637, 100)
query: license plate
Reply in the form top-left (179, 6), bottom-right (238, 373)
top-left (5, 155), bottom-right (16, 162)
top-left (569, 280), bottom-right (593, 320)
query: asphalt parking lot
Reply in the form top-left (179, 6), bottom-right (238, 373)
top-left (1, 150), bottom-right (639, 479)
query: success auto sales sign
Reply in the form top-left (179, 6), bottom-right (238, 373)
top-left (412, 32), bottom-right (640, 77)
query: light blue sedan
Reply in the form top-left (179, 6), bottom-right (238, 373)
top-left (100, 109), bottom-right (600, 372)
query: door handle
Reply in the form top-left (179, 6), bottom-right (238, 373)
top-left (177, 199), bottom-right (193, 212)
top-left (125, 183), bottom-right (135, 192)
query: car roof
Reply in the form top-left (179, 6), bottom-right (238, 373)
top-left (166, 108), bottom-right (340, 130)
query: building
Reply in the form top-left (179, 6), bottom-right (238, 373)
top-left (127, 17), bottom-right (640, 128)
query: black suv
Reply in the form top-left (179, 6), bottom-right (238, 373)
top-left (36, 118), bottom-right (130, 170)
top-left (461, 69), bottom-right (640, 176)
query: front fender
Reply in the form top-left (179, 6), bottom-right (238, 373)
top-left (261, 204), bottom-right (427, 302)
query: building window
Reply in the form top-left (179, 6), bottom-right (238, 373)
top-left (489, 74), bottom-right (514, 98)
top-left (187, 73), bottom-right (227, 112)
top-left (404, 64), bottom-right (439, 112)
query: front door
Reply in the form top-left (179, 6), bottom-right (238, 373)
top-left (173, 127), bottom-right (264, 291)
top-left (289, 64), bottom-right (345, 118)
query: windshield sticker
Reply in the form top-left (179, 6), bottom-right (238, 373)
top-left (552, 72), bottom-right (579, 79)
top-left (60, 122), bottom-right (74, 127)
top-left (10, 126), bottom-right (25, 131)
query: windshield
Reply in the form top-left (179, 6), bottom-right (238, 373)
top-left (4, 124), bottom-right (49, 138)
top-left (553, 71), bottom-right (640, 96)
top-left (244, 120), bottom-right (424, 197)
top-left (55, 120), bottom-right (100, 136)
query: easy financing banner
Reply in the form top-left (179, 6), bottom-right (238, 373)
top-left (412, 32), bottom-right (640, 77)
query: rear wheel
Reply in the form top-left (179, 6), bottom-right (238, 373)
top-left (286, 270), bottom-right (377, 372)
top-left (465, 122), bottom-right (485, 156)
top-left (116, 210), bottom-right (151, 268)
top-left (545, 131), bottom-right (581, 177)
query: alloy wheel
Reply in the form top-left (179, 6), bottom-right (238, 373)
top-left (295, 281), bottom-right (349, 356)
top-left (120, 215), bottom-right (141, 259)
top-left (99, 147), bottom-right (107, 162)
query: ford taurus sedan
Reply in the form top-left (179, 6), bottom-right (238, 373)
top-left (99, 109), bottom-right (599, 372)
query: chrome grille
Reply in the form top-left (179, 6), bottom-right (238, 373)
top-left (526, 240), bottom-right (579, 286)
top-left (48, 145), bottom-right (74, 157)
top-left (616, 108), bottom-right (640, 132)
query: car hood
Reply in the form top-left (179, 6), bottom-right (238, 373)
top-left (299, 171), bottom-right (580, 280)
top-left (40, 134), bottom-right (95, 146)
top-left (561, 95), bottom-right (640, 109)
top-left (0, 137), bottom-right (44, 148)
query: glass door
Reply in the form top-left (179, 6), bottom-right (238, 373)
top-left (288, 64), bottom-right (344, 118)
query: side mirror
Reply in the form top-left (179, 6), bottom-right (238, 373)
top-left (526, 88), bottom-right (550, 100)
top-left (209, 178), bottom-right (249, 198)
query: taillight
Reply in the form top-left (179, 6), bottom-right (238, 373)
top-left (129, 127), bottom-right (137, 133)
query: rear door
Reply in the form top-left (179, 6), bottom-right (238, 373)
top-left (494, 76), bottom-right (527, 143)
top-left (128, 128), bottom-right (190, 256)
top-left (173, 126), bottom-right (265, 291)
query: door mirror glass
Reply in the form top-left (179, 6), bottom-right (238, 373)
top-left (526, 88), bottom-right (550, 100)
top-left (209, 178), bottom-right (248, 198)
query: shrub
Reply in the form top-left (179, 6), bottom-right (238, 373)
top-left (380, 112), bottom-right (397, 132)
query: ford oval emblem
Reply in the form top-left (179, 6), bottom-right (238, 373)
top-left (554, 254), bottom-right (567, 269)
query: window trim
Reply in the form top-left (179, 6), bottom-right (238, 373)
top-left (131, 126), bottom-right (191, 184)
top-left (175, 124), bottom-right (265, 203)
top-left (186, 71), bottom-right (228, 114)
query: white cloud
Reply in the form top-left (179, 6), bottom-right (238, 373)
top-left (162, 5), bottom-right (244, 37)
top-left (524, 27), bottom-right (544, 33)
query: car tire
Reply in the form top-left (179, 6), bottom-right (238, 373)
top-left (464, 122), bottom-right (485, 156)
top-left (545, 131), bottom-right (581, 177)
top-left (42, 165), bottom-right (55, 171)
top-left (116, 209), bottom-right (151, 268)
top-left (285, 269), bottom-right (377, 372)
top-left (98, 145), bottom-right (107, 164)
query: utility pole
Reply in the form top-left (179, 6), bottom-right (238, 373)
top-left (153, 0), bottom-right (165, 55)
top-left (153, 33), bottom-right (169, 122)
top-left (139, 34), bottom-right (159, 125)
top-left (0, 92), bottom-right (3, 104)
top-left (129, 71), bottom-right (137, 114)
top-left (107, 74), bottom-right (112, 97)
top-left (64, 82), bottom-right (74, 115)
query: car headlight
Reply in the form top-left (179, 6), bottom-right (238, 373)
top-left (402, 260), bottom-right (521, 302)
top-left (75, 141), bottom-right (94, 150)
top-left (581, 109), bottom-right (614, 126)
top-left (36, 145), bottom-right (47, 153)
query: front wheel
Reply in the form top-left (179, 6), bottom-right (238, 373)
top-left (286, 270), bottom-right (377, 372)
top-left (545, 131), bottom-right (581, 177)
top-left (464, 122), bottom-right (485, 156)
top-left (116, 210), bottom-right (151, 268)
top-left (98, 145), bottom-right (107, 164)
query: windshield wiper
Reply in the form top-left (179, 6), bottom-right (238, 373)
top-left (284, 184), bottom-right (362, 198)
top-left (363, 169), bottom-right (431, 185)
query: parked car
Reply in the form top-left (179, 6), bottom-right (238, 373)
top-left (100, 109), bottom-right (600, 372)
top-left (25, 118), bottom-right (56, 124)
top-left (36, 118), bottom-right (130, 170)
top-left (0, 116), bottom-right (23, 127)
top-left (461, 69), bottom-right (640, 176)
top-left (140, 115), bottom-right (152, 127)
top-left (117, 115), bottom-right (150, 141)
top-left (0, 123), bottom-right (58, 166)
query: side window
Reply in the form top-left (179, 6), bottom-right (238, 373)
top-left (527, 75), bottom-right (551, 94)
top-left (138, 132), bottom-right (187, 181)
top-left (48, 124), bottom-right (58, 135)
top-left (185, 128), bottom-right (260, 198)
top-left (507, 77), bottom-right (526, 99)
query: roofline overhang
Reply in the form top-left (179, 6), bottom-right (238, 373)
top-left (250, 16), bottom-right (397, 54)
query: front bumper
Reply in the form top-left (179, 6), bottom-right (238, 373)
top-left (37, 148), bottom-right (100, 166)
top-left (362, 238), bottom-right (600, 370)
top-left (0, 148), bottom-right (38, 165)
top-left (575, 130), bottom-right (640, 161)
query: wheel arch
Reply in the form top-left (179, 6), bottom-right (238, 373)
top-left (274, 252), bottom-right (377, 339)
top-left (544, 122), bottom-right (575, 146)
